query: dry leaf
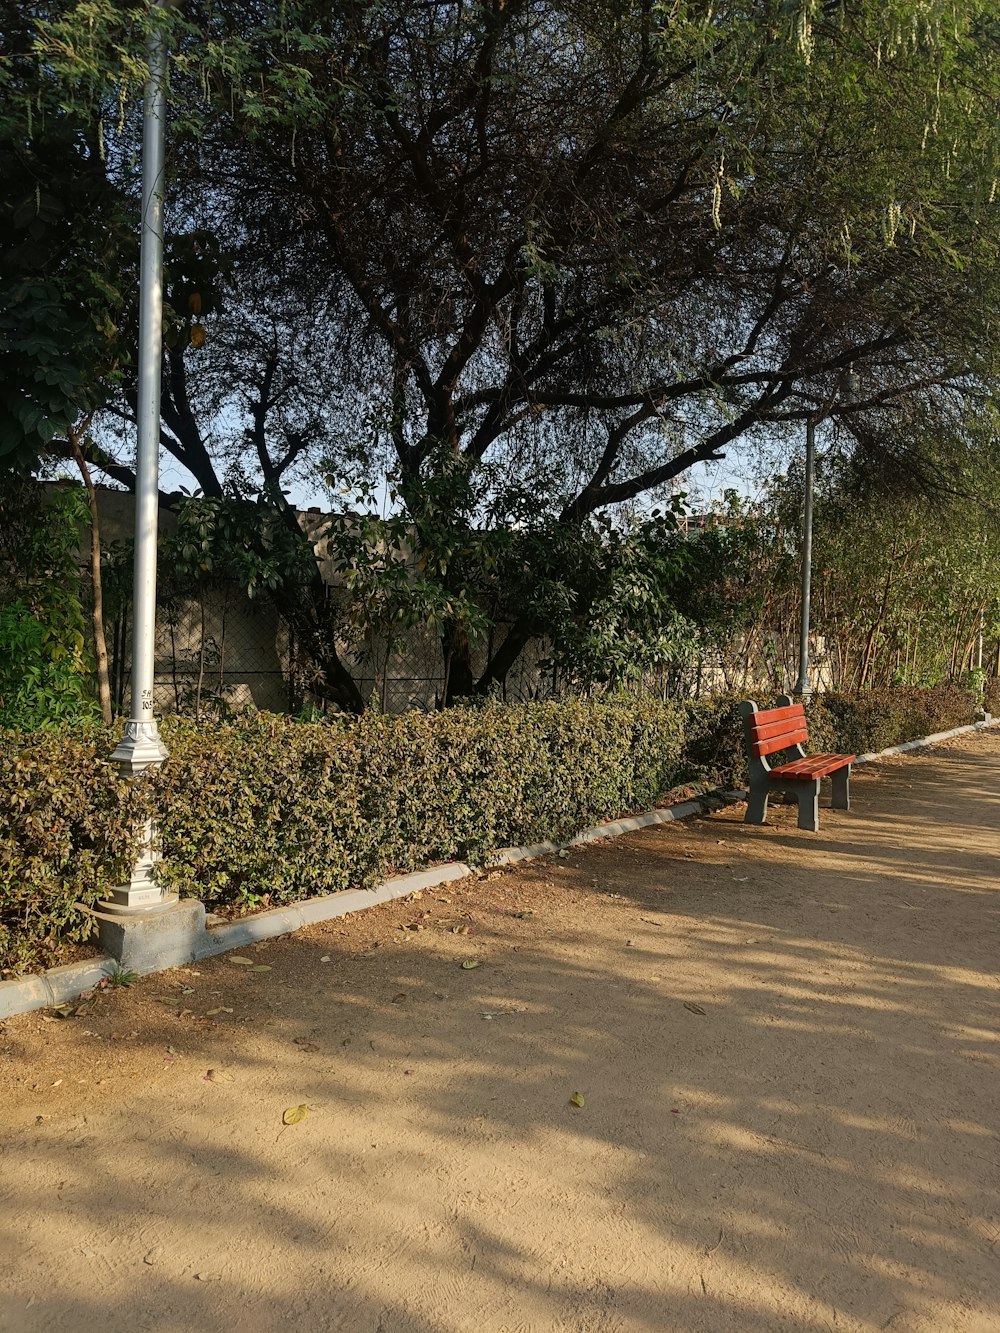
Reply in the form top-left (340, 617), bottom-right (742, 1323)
top-left (460, 959), bottom-right (481, 970)
top-left (205, 1007), bottom-right (233, 1016)
top-left (195, 1271), bottom-right (221, 1282)
top-left (205, 1069), bottom-right (234, 1084)
top-left (250, 965), bottom-right (271, 973)
top-left (392, 992), bottom-right (407, 1004)
top-left (570, 1091), bottom-right (586, 1108)
top-left (683, 1002), bottom-right (707, 1016)
top-left (228, 957), bottom-right (254, 967)
top-left (282, 1104), bottom-right (309, 1126)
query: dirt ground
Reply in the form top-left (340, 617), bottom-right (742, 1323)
top-left (2, 732), bottom-right (999, 1333)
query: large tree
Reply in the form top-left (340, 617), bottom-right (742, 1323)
top-left (23, 0), bottom-right (1000, 704)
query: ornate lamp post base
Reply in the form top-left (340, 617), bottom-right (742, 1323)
top-left (110, 720), bottom-right (169, 774)
top-left (105, 721), bottom-right (174, 913)
top-left (103, 828), bottom-right (179, 913)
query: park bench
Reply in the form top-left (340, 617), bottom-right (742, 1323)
top-left (739, 695), bottom-right (854, 832)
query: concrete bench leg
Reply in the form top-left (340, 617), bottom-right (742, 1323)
top-left (831, 765), bottom-right (851, 811)
top-left (744, 785), bottom-right (769, 825)
top-left (795, 781), bottom-right (820, 832)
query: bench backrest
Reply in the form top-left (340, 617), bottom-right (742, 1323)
top-left (747, 702), bottom-right (808, 758)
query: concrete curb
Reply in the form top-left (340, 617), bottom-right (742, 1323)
top-left (0, 958), bottom-right (116, 1020)
top-left (3, 714), bottom-right (998, 1020)
top-left (195, 862), bottom-right (475, 960)
top-left (853, 714), bottom-right (999, 765)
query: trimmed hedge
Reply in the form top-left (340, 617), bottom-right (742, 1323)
top-left (983, 676), bottom-right (1000, 717)
top-left (0, 727), bottom-right (149, 975)
top-left (1, 699), bottom-right (685, 975)
top-left (0, 684), bottom-right (983, 976)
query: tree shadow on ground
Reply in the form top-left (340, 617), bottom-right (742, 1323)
top-left (1, 742), bottom-right (999, 1332)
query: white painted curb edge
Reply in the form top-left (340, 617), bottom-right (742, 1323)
top-left (3, 714), bottom-right (997, 1020)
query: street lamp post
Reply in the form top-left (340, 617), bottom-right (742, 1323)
top-left (105, 2), bottom-right (173, 912)
top-left (793, 413), bottom-right (817, 700)
top-left (793, 369), bottom-right (857, 702)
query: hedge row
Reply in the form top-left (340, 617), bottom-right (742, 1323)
top-left (0, 684), bottom-right (982, 976)
top-left (1, 698), bottom-right (685, 976)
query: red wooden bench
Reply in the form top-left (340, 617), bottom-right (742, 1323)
top-left (739, 695), bottom-right (854, 832)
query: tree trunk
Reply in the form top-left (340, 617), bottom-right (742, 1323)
top-left (284, 577), bottom-right (367, 714)
top-left (475, 613), bottom-right (537, 697)
top-left (69, 427), bottom-right (113, 724)
top-left (442, 619), bottom-right (475, 704)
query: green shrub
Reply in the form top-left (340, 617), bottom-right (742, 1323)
top-left (0, 698), bottom-right (686, 972)
top-left (815, 684), bottom-right (978, 756)
top-left (983, 676), bottom-right (1000, 716)
top-left (151, 698), bottom-right (687, 909)
top-left (0, 727), bottom-right (149, 976)
top-left (0, 683), bottom-right (981, 977)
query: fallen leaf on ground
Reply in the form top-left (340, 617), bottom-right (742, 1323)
top-left (205, 1007), bottom-right (233, 1016)
top-left (227, 957), bottom-right (254, 967)
top-left (195, 1272), bottom-right (222, 1282)
top-left (250, 965), bottom-right (271, 973)
top-left (392, 993), bottom-right (407, 1003)
top-left (683, 1002), bottom-right (707, 1016)
top-left (282, 1104), bottom-right (309, 1126)
top-left (570, 1091), bottom-right (586, 1108)
top-left (460, 960), bottom-right (481, 970)
top-left (205, 1069), bottom-right (234, 1084)
top-left (320, 956), bottom-right (331, 963)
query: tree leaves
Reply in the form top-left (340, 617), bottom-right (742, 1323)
top-left (282, 1104), bottom-right (309, 1126)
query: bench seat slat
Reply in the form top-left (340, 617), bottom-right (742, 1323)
top-left (771, 752), bottom-right (855, 780)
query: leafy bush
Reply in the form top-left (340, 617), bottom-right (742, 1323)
top-left (0, 727), bottom-right (149, 976)
top-left (815, 684), bottom-right (978, 757)
top-left (151, 699), bottom-right (687, 908)
top-left (983, 676), bottom-right (1000, 716)
top-left (0, 699), bottom-right (686, 972)
top-left (0, 684), bottom-right (981, 977)
top-left (0, 483), bottom-right (99, 729)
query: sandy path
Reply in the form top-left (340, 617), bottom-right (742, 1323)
top-left (2, 732), bottom-right (999, 1333)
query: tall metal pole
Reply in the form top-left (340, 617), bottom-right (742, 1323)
top-left (793, 414), bottom-right (816, 700)
top-left (107, 3), bottom-right (174, 912)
